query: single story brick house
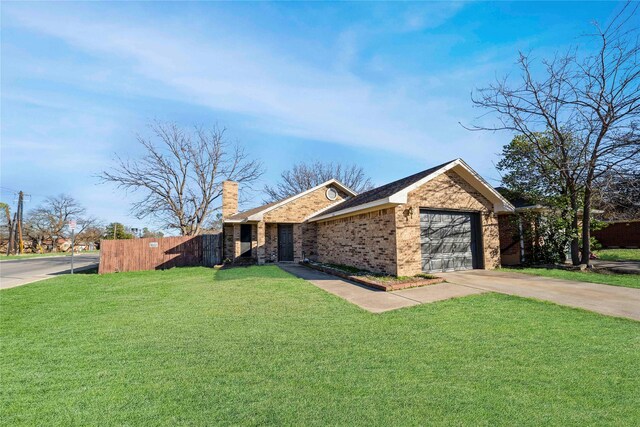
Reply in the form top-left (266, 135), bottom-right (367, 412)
top-left (222, 158), bottom-right (514, 275)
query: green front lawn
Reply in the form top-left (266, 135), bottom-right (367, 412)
top-left (504, 267), bottom-right (640, 289)
top-left (2, 266), bottom-right (639, 425)
top-left (594, 248), bottom-right (640, 262)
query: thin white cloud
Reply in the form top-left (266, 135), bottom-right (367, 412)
top-left (4, 3), bottom-right (482, 161)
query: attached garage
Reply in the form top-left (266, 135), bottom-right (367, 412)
top-left (311, 159), bottom-right (512, 276)
top-left (420, 210), bottom-right (483, 273)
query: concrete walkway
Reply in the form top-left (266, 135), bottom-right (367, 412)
top-left (277, 264), bottom-right (486, 313)
top-left (440, 270), bottom-right (640, 321)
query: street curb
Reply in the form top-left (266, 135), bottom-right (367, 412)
top-left (0, 255), bottom-right (71, 262)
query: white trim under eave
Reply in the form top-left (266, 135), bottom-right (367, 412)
top-left (223, 219), bottom-right (245, 223)
top-left (309, 199), bottom-right (401, 222)
top-left (301, 198), bottom-right (351, 222)
top-left (222, 219), bottom-right (260, 224)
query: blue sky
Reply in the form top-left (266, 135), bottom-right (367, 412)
top-left (1, 1), bottom-right (624, 230)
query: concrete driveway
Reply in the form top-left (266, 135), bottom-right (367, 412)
top-left (440, 269), bottom-right (640, 321)
top-left (280, 264), bottom-right (640, 320)
top-left (0, 254), bottom-right (100, 290)
top-left (278, 263), bottom-right (486, 313)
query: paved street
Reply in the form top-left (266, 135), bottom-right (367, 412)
top-left (0, 254), bottom-right (100, 290)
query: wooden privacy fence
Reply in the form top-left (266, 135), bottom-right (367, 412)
top-left (592, 220), bottom-right (640, 249)
top-left (98, 234), bottom-right (221, 274)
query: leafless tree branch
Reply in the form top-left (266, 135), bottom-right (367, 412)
top-left (467, 2), bottom-right (639, 265)
top-left (100, 121), bottom-right (264, 235)
top-left (263, 161), bottom-right (374, 202)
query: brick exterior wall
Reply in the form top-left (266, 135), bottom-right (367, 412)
top-left (263, 186), bottom-right (350, 223)
top-left (224, 223), bottom-right (259, 261)
top-left (498, 212), bottom-right (550, 265)
top-left (393, 170), bottom-right (500, 276)
top-left (251, 224), bottom-right (257, 258)
top-left (224, 184), bottom-right (349, 263)
top-left (233, 224), bottom-right (241, 259)
top-left (316, 208), bottom-right (398, 275)
top-left (498, 213), bottom-right (521, 266)
top-left (301, 222), bottom-right (318, 261)
top-left (482, 212), bottom-right (501, 269)
top-left (222, 181), bottom-right (238, 218)
top-left (593, 220), bottom-right (640, 248)
top-left (316, 170), bottom-right (501, 276)
top-left (257, 184), bottom-right (350, 263)
top-left (256, 221), bottom-right (265, 262)
top-left (223, 225), bottom-right (234, 261)
top-left (265, 223), bottom-right (278, 262)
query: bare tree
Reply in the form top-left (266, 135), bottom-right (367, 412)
top-left (101, 121), bottom-right (264, 236)
top-left (594, 169), bottom-right (640, 220)
top-left (75, 225), bottom-right (104, 249)
top-left (25, 194), bottom-right (99, 252)
top-left (264, 161), bottom-right (374, 202)
top-left (468, 3), bottom-right (640, 265)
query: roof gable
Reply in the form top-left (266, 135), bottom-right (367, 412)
top-left (316, 160), bottom-right (453, 218)
top-left (310, 159), bottom-right (514, 222)
top-left (224, 179), bottom-right (357, 223)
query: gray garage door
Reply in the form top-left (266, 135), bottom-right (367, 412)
top-left (420, 210), bottom-right (480, 273)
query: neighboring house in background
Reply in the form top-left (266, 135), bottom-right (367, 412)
top-left (496, 189), bottom-right (615, 265)
top-left (495, 191), bottom-right (550, 266)
top-left (222, 159), bottom-right (514, 275)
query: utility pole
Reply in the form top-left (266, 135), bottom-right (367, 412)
top-left (16, 191), bottom-right (24, 254)
top-left (7, 212), bottom-right (17, 255)
top-left (6, 191), bottom-right (28, 255)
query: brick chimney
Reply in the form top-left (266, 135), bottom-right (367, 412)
top-left (222, 181), bottom-right (239, 219)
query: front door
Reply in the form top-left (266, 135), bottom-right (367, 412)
top-left (278, 224), bottom-right (294, 261)
top-left (240, 224), bottom-right (252, 257)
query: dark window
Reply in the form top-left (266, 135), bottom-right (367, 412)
top-left (240, 224), bottom-right (252, 258)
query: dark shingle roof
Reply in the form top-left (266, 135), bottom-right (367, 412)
top-left (315, 160), bottom-right (456, 218)
top-left (225, 200), bottom-right (281, 221)
top-left (495, 187), bottom-right (538, 208)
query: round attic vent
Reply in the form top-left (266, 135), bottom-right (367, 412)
top-left (326, 187), bottom-right (338, 201)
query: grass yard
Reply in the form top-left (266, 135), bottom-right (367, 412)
top-left (1, 266), bottom-right (639, 426)
top-left (594, 248), bottom-right (640, 262)
top-left (504, 267), bottom-right (640, 289)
